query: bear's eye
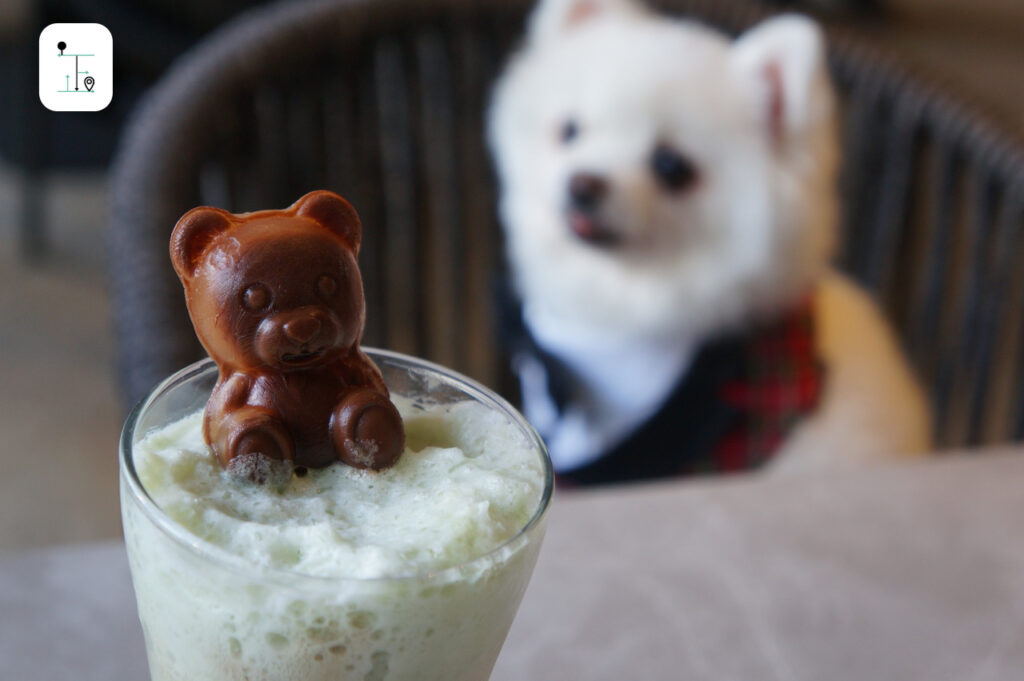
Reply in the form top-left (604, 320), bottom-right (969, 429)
top-left (651, 144), bottom-right (698, 192)
top-left (242, 283), bottom-right (271, 311)
top-left (317, 274), bottom-right (338, 300)
top-left (559, 119), bottom-right (579, 145)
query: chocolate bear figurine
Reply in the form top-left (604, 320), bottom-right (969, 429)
top-left (170, 190), bottom-right (405, 482)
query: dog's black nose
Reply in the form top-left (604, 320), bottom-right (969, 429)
top-left (568, 173), bottom-right (608, 210)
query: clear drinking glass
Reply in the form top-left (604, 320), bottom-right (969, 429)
top-left (120, 350), bottom-right (553, 681)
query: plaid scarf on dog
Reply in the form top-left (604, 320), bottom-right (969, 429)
top-left (499, 283), bottom-right (825, 486)
top-left (705, 301), bottom-right (823, 473)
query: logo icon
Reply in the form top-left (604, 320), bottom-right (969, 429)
top-left (39, 23), bottom-right (112, 112)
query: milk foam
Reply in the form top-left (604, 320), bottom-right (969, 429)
top-left (124, 395), bottom-right (549, 681)
top-left (134, 397), bottom-right (544, 579)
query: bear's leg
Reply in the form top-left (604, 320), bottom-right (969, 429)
top-left (331, 389), bottom-right (405, 470)
top-left (216, 407), bottom-right (295, 484)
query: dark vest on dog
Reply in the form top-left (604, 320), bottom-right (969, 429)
top-left (498, 284), bottom-right (826, 487)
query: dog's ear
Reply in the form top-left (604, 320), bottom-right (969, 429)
top-left (528, 0), bottom-right (645, 43)
top-left (730, 14), bottom-right (834, 146)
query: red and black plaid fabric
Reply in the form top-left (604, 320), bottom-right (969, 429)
top-left (711, 302), bottom-right (824, 471)
top-left (499, 275), bottom-right (826, 486)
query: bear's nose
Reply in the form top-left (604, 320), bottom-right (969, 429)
top-left (568, 172), bottom-right (608, 210)
top-left (283, 316), bottom-right (321, 344)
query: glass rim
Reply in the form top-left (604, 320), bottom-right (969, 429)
top-left (119, 348), bottom-right (554, 587)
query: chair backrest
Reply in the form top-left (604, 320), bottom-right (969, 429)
top-left (109, 0), bottom-right (1024, 448)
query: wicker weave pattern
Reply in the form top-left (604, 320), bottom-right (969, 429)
top-left (109, 0), bottom-right (1024, 448)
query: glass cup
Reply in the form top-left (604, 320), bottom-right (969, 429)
top-left (120, 350), bottom-right (553, 681)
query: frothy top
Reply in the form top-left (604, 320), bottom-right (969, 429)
top-left (134, 398), bottom-right (545, 579)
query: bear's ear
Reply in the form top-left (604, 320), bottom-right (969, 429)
top-left (170, 207), bottom-right (233, 279)
top-left (293, 190), bottom-right (362, 253)
top-left (528, 0), bottom-right (645, 44)
top-left (730, 14), bottom-right (834, 146)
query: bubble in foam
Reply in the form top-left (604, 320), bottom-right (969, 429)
top-left (265, 632), bottom-right (289, 649)
top-left (365, 650), bottom-right (389, 681)
top-left (348, 610), bottom-right (375, 630)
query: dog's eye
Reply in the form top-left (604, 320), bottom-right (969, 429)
top-left (651, 144), bottom-right (697, 192)
top-left (559, 119), bottom-right (579, 145)
top-left (241, 283), bottom-right (271, 311)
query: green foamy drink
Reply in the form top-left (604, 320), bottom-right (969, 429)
top-left (120, 351), bottom-right (553, 681)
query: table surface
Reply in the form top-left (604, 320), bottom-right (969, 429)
top-left (3, 450), bottom-right (1024, 681)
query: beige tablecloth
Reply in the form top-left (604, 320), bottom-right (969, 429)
top-left (2, 450), bottom-right (1024, 680)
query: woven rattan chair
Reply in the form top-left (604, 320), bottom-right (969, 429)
top-left (109, 0), bottom-right (1024, 450)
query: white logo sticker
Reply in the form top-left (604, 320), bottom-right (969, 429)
top-left (39, 23), bottom-right (113, 112)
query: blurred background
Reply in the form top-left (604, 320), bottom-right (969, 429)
top-left (0, 0), bottom-right (1022, 553)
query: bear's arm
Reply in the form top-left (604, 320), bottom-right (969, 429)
top-left (208, 373), bottom-right (253, 416)
top-left (205, 372), bottom-right (294, 468)
top-left (205, 372), bottom-right (253, 462)
top-left (338, 350), bottom-right (389, 396)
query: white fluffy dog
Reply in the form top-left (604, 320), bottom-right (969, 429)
top-left (488, 0), bottom-right (930, 483)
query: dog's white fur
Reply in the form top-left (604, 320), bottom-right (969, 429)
top-left (488, 0), bottom-right (931, 474)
